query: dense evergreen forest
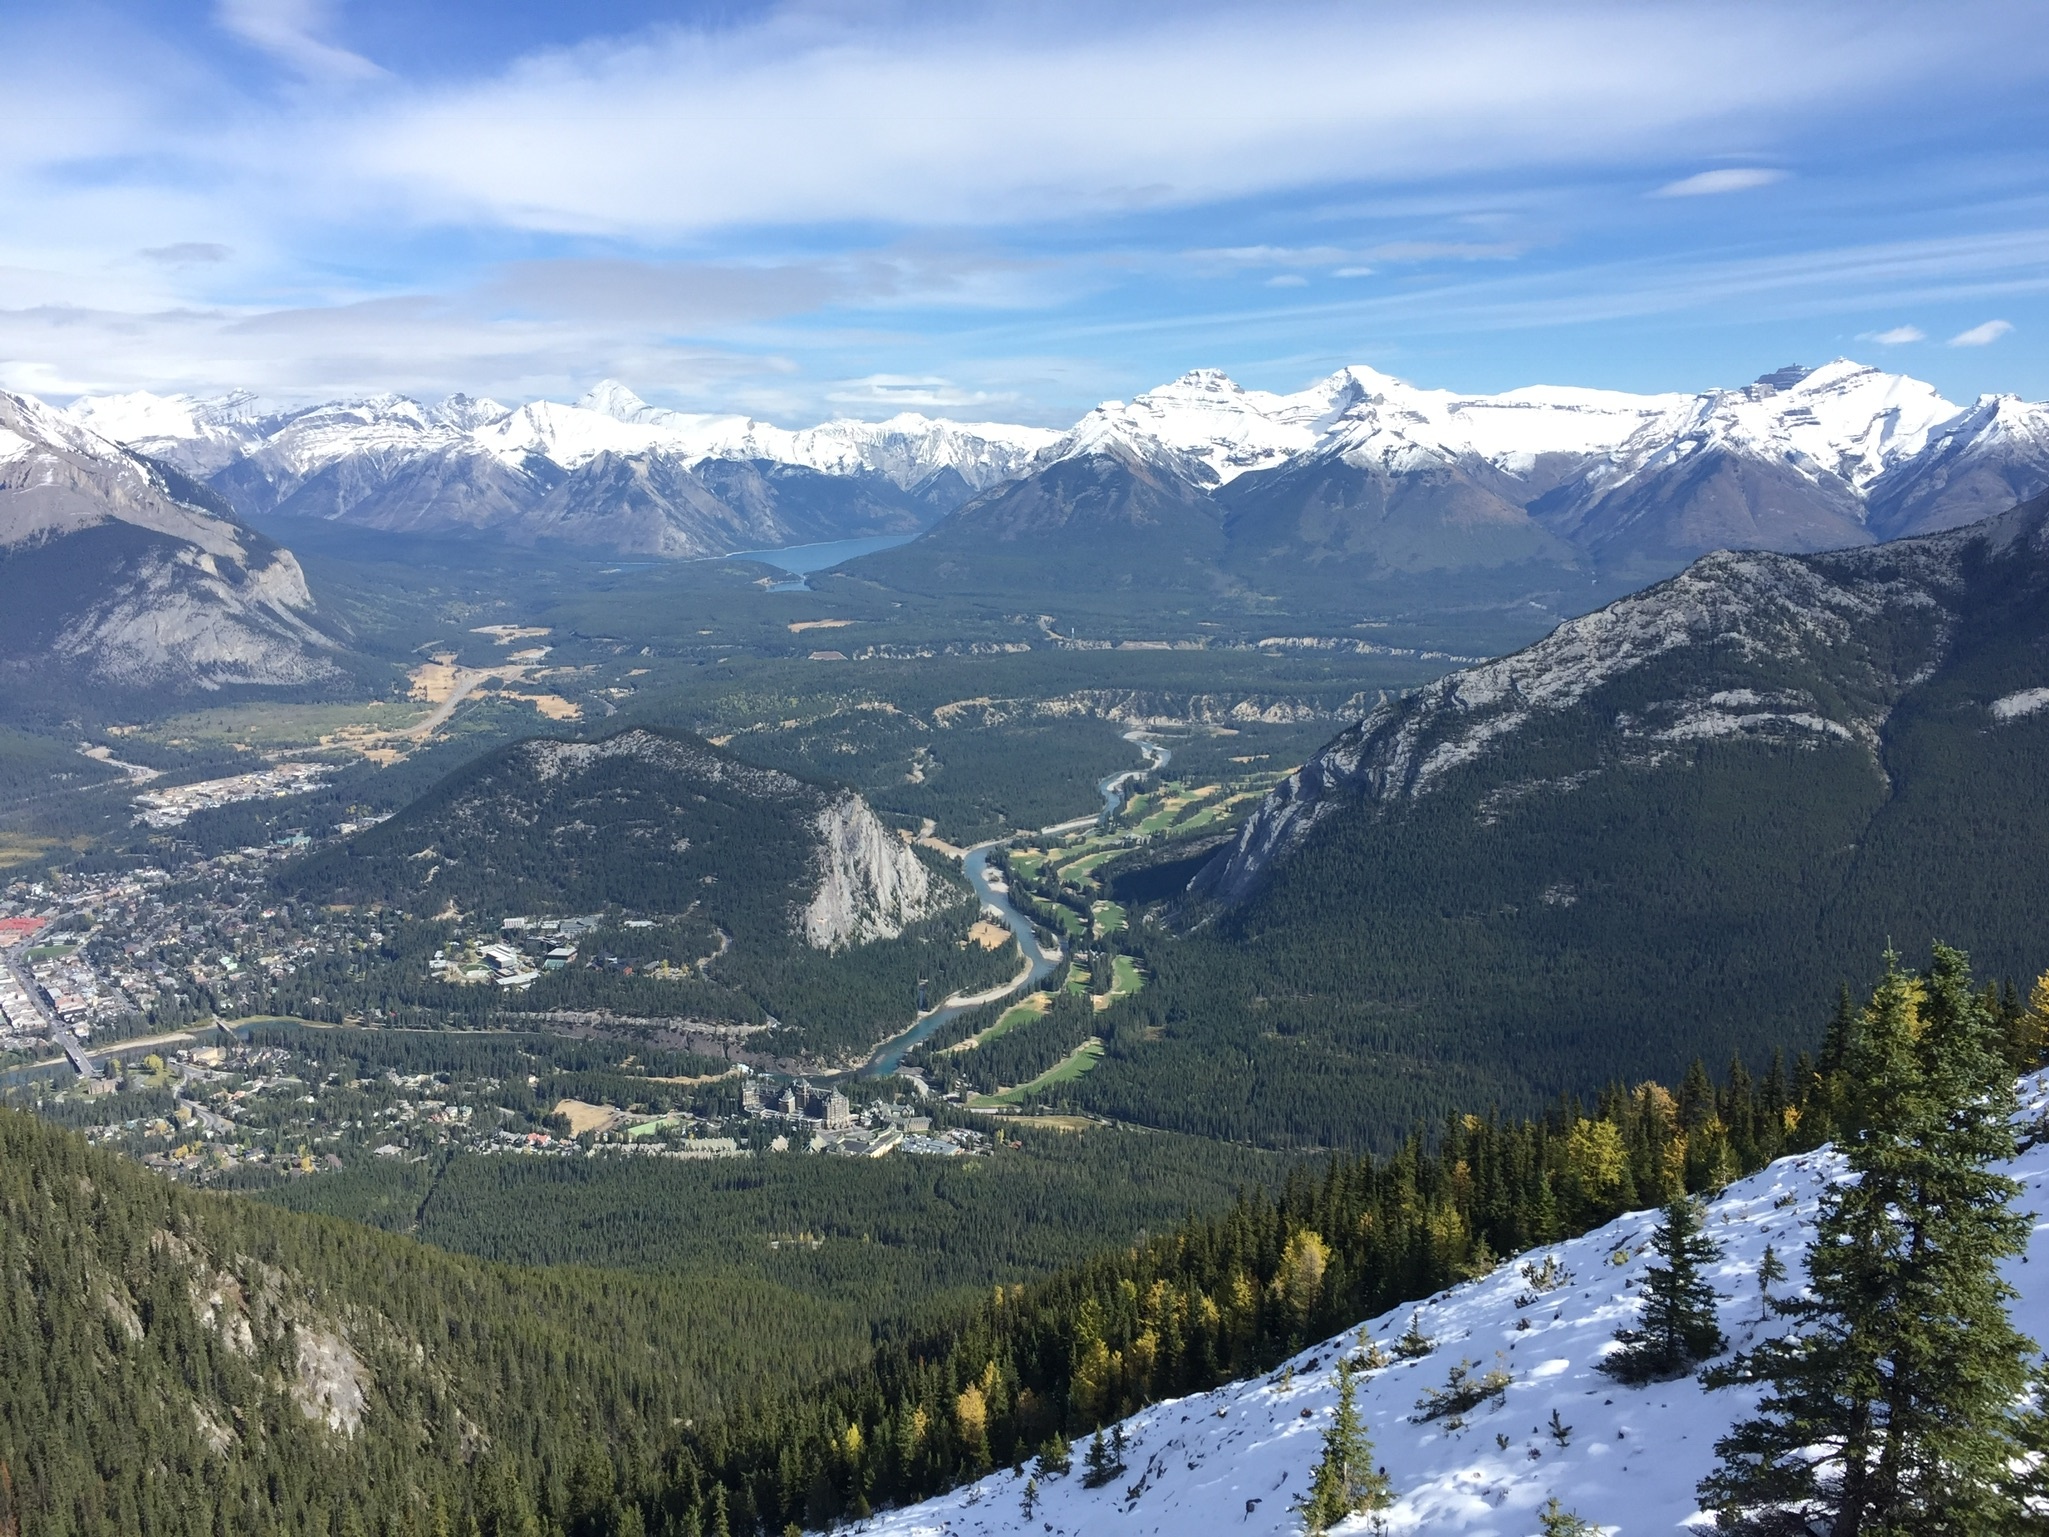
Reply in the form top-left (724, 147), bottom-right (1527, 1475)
top-left (10, 947), bottom-right (2035, 1535)
top-left (255, 1113), bottom-right (1297, 1330)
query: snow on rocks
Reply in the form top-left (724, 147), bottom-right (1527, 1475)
top-left (846, 1072), bottom-right (2049, 1536)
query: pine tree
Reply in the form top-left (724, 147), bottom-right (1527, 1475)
top-left (1035, 1431), bottom-right (1071, 1478)
top-left (1295, 1361), bottom-right (1393, 1534)
top-left (1536, 1497), bottom-right (1598, 1536)
top-left (1020, 1476), bottom-right (1039, 1519)
top-left (1700, 946), bottom-right (2037, 1535)
top-left (1394, 1311), bottom-right (1435, 1359)
top-left (1081, 1430), bottom-right (1124, 1489)
top-left (1755, 1245), bottom-right (1786, 1326)
top-left (1602, 1198), bottom-right (1724, 1383)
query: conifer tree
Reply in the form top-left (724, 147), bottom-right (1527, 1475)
top-left (1536, 1497), bottom-right (1598, 1536)
top-left (1081, 1430), bottom-right (1123, 1489)
top-left (1602, 1198), bottom-right (1724, 1383)
top-left (1754, 1245), bottom-right (1786, 1326)
top-left (1394, 1311), bottom-right (1435, 1359)
top-left (1700, 947), bottom-right (2036, 1534)
top-left (1295, 1361), bottom-right (1392, 1534)
top-left (1035, 1431), bottom-right (1071, 1478)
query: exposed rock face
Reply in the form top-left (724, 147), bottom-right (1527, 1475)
top-left (804, 792), bottom-right (940, 949)
top-left (293, 1327), bottom-right (370, 1436)
top-left (1197, 494), bottom-right (2049, 903)
top-left (51, 541), bottom-right (335, 689)
top-left (0, 390), bottom-right (338, 691)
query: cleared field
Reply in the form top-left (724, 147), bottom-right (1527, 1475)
top-left (967, 1038), bottom-right (1105, 1107)
top-left (139, 699), bottom-right (433, 752)
top-left (0, 835), bottom-right (75, 870)
top-left (554, 1098), bottom-right (625, 1136)
top-left (1091, 900), bottom-right (1126, 938)
top-left (936, 993), bottom-right (1049, 1055)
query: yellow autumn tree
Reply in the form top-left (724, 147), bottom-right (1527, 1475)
top-left (1562, 1117), bottom-right (1631, 1218)
top-left (955, 1385), bottom-right (990, 1468)
top-left (1276, 1229), bottom-right (1330, 1320)
top-left (1068, 1299), bottom-right (1115, 1424)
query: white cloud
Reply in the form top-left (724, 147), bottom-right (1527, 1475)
top-left (1868, 324), bottom-right (1926, 344)
top-left (1949, 318), bottom-right (2014, 346)
top-left (1333, 267), bottom-right (1375, 279)
top-left (824, 374), bottom-right (1021, 410)
top-left (140, 243), bottom-right (233, 265)
top-left (215, 0), bottom-right (382, 81)
top-left (334, 6), bottom-right (1936, 236)
top-left (1265, 274), bottom-right (1309, 287)
top-left (1651, 167), bottom-right (1788, 197)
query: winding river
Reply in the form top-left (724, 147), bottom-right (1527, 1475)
top-left (858, 731), bottom-right (1170, 1077)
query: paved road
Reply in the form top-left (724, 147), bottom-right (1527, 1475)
top-left (3, 941), bottom-right (95, 1080)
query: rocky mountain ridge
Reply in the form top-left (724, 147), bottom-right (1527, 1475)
top-left (0, 390), bottom-right (339, 692)
top-left (1199, 493), bottom-right (2049, 904)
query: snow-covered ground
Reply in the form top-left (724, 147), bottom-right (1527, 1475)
top-left (853, 1073), bottom-right (2049, 1536)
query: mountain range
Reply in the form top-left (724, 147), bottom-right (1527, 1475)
top-left (66, 384), bottom-right (1057, 560)
top-left (53, 361), bottom-right (2049, 584)
top-left (862, 360), bottom-right (2049, 603)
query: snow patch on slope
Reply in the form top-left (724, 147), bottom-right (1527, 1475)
top-left (848, 1072), bottom-right (2049, 1537)
top-left (1992, 688), bottom-right (2049, 721)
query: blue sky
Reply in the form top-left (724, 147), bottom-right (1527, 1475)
top-left (3, 0), bottom-right (2047, 422)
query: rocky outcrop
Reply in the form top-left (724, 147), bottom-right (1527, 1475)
top-left (803, 793), bottom-right (941, 950)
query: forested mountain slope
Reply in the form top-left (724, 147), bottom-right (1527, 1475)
top-left (0, 1103), bottom-right (864, 1537)
top-left (278, 725), bottom-right (1007, 1056)
top-left (1071, 495), bottom-right (2049, 1144)
top-left (287, 725), bottom-right (945, 949)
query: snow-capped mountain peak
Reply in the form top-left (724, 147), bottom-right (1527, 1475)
top-left (1042, 369), bottom-right (1366, 485)
top-left (63, 388), bottom-right (281, 477)
top-left (576, 379), bottom-right (661, 423)
top-left (1611, 359), bottom-right (1962, 494)
top-left (51, 359), bottom-right (2049, 566)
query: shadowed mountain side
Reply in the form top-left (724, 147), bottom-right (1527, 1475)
top-left (1050, 496), bottom-right (2049, 1145)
